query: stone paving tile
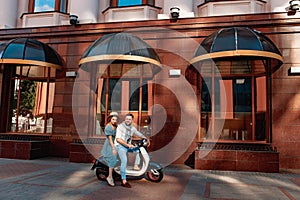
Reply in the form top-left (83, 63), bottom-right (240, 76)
top-left (13, 171), bottom-right (95, 188)
top-left (291, 178), bottom-right (300, 187)
top-left (208, 183), bottom-right (290, 200)
top-left (0, 162), bottom-right (56, 180)
top-left (179, 175), bottom-right (207, 200)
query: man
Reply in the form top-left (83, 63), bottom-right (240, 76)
top-left (114, 113), bottom-right (149, 188)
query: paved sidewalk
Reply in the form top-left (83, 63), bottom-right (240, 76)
top-left (0, 157), bottom-right (299, 200)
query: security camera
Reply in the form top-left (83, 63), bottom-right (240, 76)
top-left (290, 0), bottom-right (300, 10)
top-left (287, 0), bottom-right (300, 15)
top-left (170, 7), bottom-right (180, 19)
top-left (290, 0), bottom-right (300, 6)
top-left (69, 14), bottom-right (79, 25)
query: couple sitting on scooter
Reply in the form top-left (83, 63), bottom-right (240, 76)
top-left (101, 112), bottom-right (150, 188)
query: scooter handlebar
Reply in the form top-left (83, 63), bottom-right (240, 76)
top-left (135, 138), bottom-right (148, 147)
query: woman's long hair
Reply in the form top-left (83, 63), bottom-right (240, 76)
top-left (106, 115), bottom-right (118, 128)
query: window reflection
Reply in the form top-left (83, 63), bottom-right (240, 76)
top-left (233, 78), bottom-right (251, 112)
top-left (101, 78), bottom-right (122, 112)
top-left (9, 66), bottom-right (55, 134)
top-left (96, 77), bottom-right (150, 136)
top-left (118, 0), bottom-right (142, 7)
top-left (60, 0), bottom-right (67, 12)
top-left (34, 0), bottom-right (55, 12)
top-left (199, 60), bottom-right (267, 141)
top-left (129, 80), bottom-right (148, 111)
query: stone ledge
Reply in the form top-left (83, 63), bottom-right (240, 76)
top-left (195, 149), bottom-right (279, 173)
top-left (0, 140), bottom-right (50, 159)
top-left (69, 141), bottom-right (103, 163)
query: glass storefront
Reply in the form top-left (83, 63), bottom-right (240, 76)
top-left (199, 60), bottom-right (268, 141)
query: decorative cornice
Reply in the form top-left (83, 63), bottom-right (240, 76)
top-left (0, 12), bottom-right (298, 45)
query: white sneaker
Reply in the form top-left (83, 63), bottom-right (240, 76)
top-left (106, 177), bottom-right (115, 186)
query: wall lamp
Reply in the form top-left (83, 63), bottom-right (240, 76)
top-left (69, 14), bottom-right (79, 25)
top-left (287, 0), bottom-right (300, 16)
top-left (289, 66), bottom-right (300, 76)
top-left (170, 7), bottom-right (180, 20)
top-left (66, 71), bottom-right (78, 78)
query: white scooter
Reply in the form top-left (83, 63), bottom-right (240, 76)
top-left (91, 138), bottom-right (163, 182)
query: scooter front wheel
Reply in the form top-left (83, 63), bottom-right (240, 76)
top-left (145, 169), bottom-right (163, 182)
top-left (96, 168), bottom-right (108, 181)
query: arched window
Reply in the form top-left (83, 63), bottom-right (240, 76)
top-left (29, 0), bottom-right (68, 13)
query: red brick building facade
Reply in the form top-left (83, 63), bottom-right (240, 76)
top-left (0, 1), bottom-right (299, 172)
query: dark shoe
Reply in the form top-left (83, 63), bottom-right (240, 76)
top-left (121, 182), bottom-right (131, 188)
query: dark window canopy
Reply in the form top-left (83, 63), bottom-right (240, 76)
top-left (190, 27), bottom-right (283, 74)
top-left (0, 38), bottom-right (64, 70)
top-left (79, 32), bottom-right (161, 77)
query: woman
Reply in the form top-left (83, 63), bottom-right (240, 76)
top-left (101, 112), bottom-right (118, 187)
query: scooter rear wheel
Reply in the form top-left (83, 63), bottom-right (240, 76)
top-left (146, 169), bottom-right (163, 182)
top-left (96, 168), bottom-right (108, 181)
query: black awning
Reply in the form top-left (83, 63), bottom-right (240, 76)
top-left (79, 32), bottom-right (161, 77)
top-left (190, 27), bottom-right (283, 73)
top-left (0, 38), bottom-right (63, 70)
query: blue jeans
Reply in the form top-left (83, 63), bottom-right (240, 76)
top-left (116, 145), bottom-right (140, 180)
